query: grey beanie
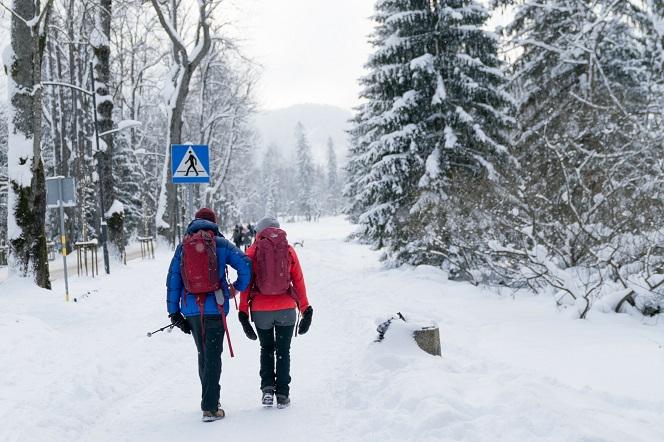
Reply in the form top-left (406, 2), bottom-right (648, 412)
top-left (256, 216), bottom-right (280, 234)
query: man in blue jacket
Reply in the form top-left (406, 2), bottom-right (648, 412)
top-left (166, 208), bottom-right (251, 422)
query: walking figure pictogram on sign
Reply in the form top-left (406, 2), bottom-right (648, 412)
top-left (171, 145), bottom-right (210, 184)
top-left (185, 152), bottom-right (199, 176)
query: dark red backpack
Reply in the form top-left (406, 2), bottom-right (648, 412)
top-left (180, 230), bottom-right (220, 294)
top-left (254, 227), bottom-right (291, 295)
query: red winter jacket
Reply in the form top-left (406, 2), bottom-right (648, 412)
top-left (239, 240), bottom-right (309, 314)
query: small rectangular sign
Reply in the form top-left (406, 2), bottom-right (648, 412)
top-left (46, 177), bottom-right (76, 208)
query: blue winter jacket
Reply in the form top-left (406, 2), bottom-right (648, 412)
top-left (166, 219), bottom-right (252, 317)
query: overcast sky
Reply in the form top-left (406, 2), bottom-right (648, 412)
top-left (226, 0), bottom-right (376, 112)
top-left (226, 1), bottom-right (510, 113)
top-left (0, 1), bottom-right (509, 113)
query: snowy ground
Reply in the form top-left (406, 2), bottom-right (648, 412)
top-left (1, 217), bottom-right (663, 442)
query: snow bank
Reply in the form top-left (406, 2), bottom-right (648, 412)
top-left (1, 217), bottom-right (662, 441)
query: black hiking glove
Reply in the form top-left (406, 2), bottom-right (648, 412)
top-left (169, 312), bottom-right (191, 334)
top-left (298, 306), bottom-right (313, 335)
top-left (238, 311), bottom-right (258, 340)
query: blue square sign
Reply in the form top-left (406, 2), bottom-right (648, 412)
top-left (171, 144), bottom-right (210, 184)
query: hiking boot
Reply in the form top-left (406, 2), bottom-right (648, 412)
top-left (202, 409), bottom-right (225, 422)
top-left (201, 401), bottom-right (222, 411)
top-left (262, 388), bottom-right (274, 407)
top-left (276, 395), bottom-right (290, 409)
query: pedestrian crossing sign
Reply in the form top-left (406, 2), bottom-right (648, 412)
top-left (171, 144), bottom-right (210, 184)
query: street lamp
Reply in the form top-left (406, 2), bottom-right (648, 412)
top-left (99, 120), bottom-right (142, 138)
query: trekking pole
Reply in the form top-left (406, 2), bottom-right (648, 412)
top-left (146, 324), bottom-right (175, 337)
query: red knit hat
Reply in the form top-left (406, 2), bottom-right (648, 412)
top-left (195, 207), bottom-right (216, 223)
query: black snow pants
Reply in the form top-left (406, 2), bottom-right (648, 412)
top-left (254, 309), bottom-right (296, 397)
top-left (186, 315), bottom-right (225, 412)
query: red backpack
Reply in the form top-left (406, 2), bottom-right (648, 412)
top-left (180, 230), bottom-right (220, 294)
top-left (254, 227), bottom-right (291, 295)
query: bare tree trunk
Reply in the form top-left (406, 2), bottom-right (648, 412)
top-left (5, 0), bottom-right (54, 288)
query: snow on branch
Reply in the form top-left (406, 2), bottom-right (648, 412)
top-left (149, 0), bottom-right (189, 60)
top-left (0, 0), bottom-right (54, 36)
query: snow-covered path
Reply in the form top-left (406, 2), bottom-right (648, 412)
top-left (1, 217), bottom-right (663, 442)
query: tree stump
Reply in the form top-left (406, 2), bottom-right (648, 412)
top-left (413, 326), bottom-right (441, 356)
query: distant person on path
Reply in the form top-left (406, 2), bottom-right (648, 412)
top-left (185, 152), bottom-right (199, 176)
top-left (242, 224), bottom-right (252, 251)
top-left (247, 223), bottom-right (256, 244)
top-left (232, 224), bottom-right (243, 248)
top-left (166, 208), bottom-right (252, 422)
top-left (238, 216), bottom-right (313, 409)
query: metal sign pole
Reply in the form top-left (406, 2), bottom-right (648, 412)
top-left (47, 176), bottom-right (76, 301)
top-left (57, 178), bottom-right (70, 302)
top-left (188, 185), bottom-right (194, 222)
top-left (174, 187), bottom-right (181, 244)
top-left (180, 187), bottom-right (186, 240)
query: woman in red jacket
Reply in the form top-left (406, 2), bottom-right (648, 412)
top-left (238, 216), bottom-right (313, 409)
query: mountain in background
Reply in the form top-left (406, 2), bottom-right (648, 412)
top-left (253, 103), bottom-right (353, 165)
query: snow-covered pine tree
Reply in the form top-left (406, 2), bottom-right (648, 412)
top-left (325, 137), bottom-right (341, 215)
top-left (403, 0), bottom-right (514, 276)
top-left (344, 106), bottom-right (373, 226)
top-left (345, 0), bottom-right (435, 249)
top-left (311, 164), bottom-right (326, 221)
top-left (294, 123), bottom-right (316, 221)
top-left (275, 158), bottom-right (299, 222)
top-left (347, 0), bottom-right (512, 269)
top-left (262, 143), bottom-right (281, 217)
top-left (112, 133), bottom-right (142, 239)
